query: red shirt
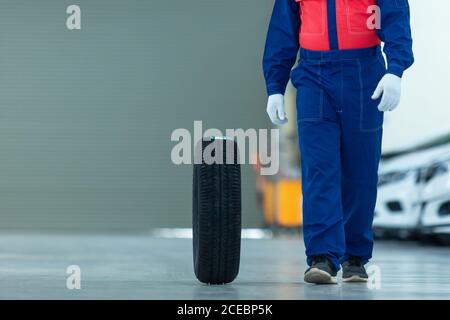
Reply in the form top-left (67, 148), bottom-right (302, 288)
top-left (297, 0), bottom-right (381, 51)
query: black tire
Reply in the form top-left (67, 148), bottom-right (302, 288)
top-left (193, 138), bottom-right (241, 285)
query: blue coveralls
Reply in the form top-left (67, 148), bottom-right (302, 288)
top-left (263, 0), bottom-right (414, 270)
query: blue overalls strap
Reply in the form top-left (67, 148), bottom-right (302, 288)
top-left (326, 0), bottom-right (339, 50)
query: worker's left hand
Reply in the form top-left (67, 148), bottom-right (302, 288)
top-left (371, 74), bottom-right (402, 112)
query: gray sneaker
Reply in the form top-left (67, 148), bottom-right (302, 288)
top-left (304, 255), bottom-right (338, 285)
top-left (341, 256), bottom-right (368, 283)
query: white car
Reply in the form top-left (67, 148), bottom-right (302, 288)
top-left (374, 143), bottom-right (450, 239)
top-left (417, 151), bottom-right (450, 244)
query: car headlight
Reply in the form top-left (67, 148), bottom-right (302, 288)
top-left (378, 170), bottom-right (411, 187)
top-left (418, 159), bottom-right (450, 184)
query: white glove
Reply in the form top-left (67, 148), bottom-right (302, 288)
top-left (266, 94), bottom-right (288, 125)
top-left (371, 74), bottom-right (402, 112)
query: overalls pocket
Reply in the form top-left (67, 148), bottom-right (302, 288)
top-left (292, 61), bottom-right (324, 122)
top-left (345, 0), bottom-right (378, 34)
top-left (296, 0), bottom-right (326, 36)
top-left (360, 93), bottom-right (384, 132)
top-left (357, 57), bottom-right (385, 132)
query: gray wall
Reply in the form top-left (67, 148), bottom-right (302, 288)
top-left (0, 0), bottom-right (274, 230)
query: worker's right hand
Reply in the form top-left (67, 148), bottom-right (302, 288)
top-left (266, 94), bottom-right (288, 125)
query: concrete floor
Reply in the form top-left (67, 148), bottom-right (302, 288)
top-left (0, 232), bottom-right (449, 299)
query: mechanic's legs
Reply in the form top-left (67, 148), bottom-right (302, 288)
top-left (339, 56), bottom-right (385, 264)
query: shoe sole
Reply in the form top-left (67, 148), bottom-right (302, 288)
top-left (304, 268), bottom-right (337, 285)
top-left (342, 275), bottom-right (368, 283)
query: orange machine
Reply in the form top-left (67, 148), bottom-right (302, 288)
top-left (256, 173), bottom-right (303, 229)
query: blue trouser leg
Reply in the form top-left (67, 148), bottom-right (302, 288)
top-left (293, 60), bottom-right (345, 271)
top-left (340, 131), bottom-right (382, 264)
top-left (298, 120), bottom-right (345, 271)
top-left (340, 57), bottom-right (384, 264)
top-left (292, 47), bottom-right (385, 271)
